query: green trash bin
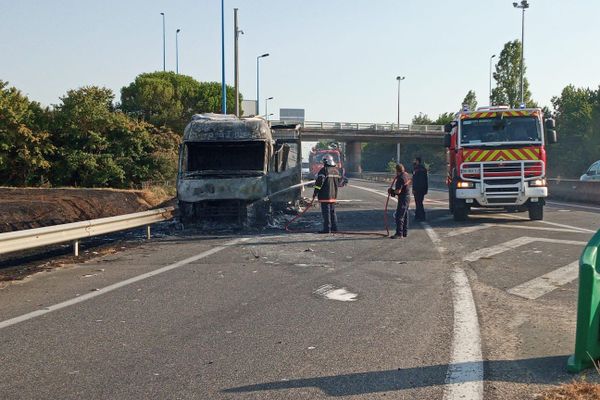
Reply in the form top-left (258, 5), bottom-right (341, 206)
top-left (568, 229), bottom-right (600, 373)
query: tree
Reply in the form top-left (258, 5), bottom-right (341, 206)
top-left (462, 90), bottom-right (478, 111)
top-left (490, 40), bottom-right (535, 107)
top-left (51, 86), bottom-right (179, 187)
top-left (120, 72), bottom-right (241, 133)
top-left (435, 112), bottom-right (455, 126)
top-left (412, 113), bottom-right (434, 125)
top-left (0, 81), bottom-right (54, 186)
top-left (547, 85), bottom-right (600, 178)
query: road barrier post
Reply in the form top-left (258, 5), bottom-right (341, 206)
top-left (568, 229), bottom-right (600, 373)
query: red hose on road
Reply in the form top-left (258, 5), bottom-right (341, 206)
top-left (285, 178), bottom-right (398, 238)
top-left (284, 198), bottom-right (317, 233)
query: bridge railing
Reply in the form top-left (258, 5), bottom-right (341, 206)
top-left (271, 121), bottom-right (444, 133)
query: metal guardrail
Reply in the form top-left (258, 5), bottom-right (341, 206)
top-left (0, 207), bottom-right (174, 257)
top-left (270, 121), bottom-right (444, 134)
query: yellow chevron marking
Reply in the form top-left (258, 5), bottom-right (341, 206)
top-left (503, 150), bottom-right (518, 161)
top-left (475, 150), bottom-right (489, 162)
top-left (488, 150), bottom-right (501, 160)
top-left (522, 148), bottom-right (538, 160)
top-left (512, 149), bottom-right (526, 160)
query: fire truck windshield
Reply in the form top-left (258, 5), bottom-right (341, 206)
top-left (460, 117), bottom-right (542, 146)
top-left (314, 152), bottom-right (340, 164)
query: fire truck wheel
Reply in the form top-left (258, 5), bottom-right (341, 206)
top-left (449, 186), bottom-right (457, 213)
top-left (528, 203), bottom-right (544, 220)
top-left (453, 204), bottom-right (468, 221)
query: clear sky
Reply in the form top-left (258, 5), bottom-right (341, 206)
top-left (1, 0), bottom-right (599, 124)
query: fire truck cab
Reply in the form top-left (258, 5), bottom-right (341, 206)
top-left (444, 106), bottom-right (557, 221)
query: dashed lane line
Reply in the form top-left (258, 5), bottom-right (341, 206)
top-left (464, 237), bottom-right (588, 262)
top-left (507, 261), bottom-right (579, 300)
top-left (0, 237), bottom-right (250, 330)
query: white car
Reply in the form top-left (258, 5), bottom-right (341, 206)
top-left (580, 160), bottom-right (600, 181)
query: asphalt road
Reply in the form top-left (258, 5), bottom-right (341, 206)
top-left (1, 179), bottom-right (599, 399)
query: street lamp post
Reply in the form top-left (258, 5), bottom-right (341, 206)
top-left (513, 0), bottom-right (529, 106)
top-left (489, 54), bottom-right (496, 105)
top-left (160, 13), bottom-right (166, 71)
top-left (234, 9), bottom-right (244, 117)
top-left (396, 76), bottom-right (405, 162)
top-left (265, 97), bottom-right (274, 120)
top-left (221, 0), bottom-right (226, 114)
top-left (256, 53), bottom-right (269, 115)
top-left (176, 29), bottom-right (181, 74)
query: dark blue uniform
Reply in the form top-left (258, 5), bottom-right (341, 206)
top-left (313, 166), bottom-right (342, 232)
top-left (412, 164), bottom-right (429, 221)
top-left (394, 171), bottom-right (411, 237)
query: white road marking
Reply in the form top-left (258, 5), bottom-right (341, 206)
top-left (425, 198), bottom-right (448, 205)
top-left (349, 184), bottom-right (391, 200)
top-left (446, 223), bottom-right (583, 238)
top-left (547, 200), bottom-right (600, 212)
top-left (490, 224), bottom-right (584, 234)
top-left (313, 284), bottom-right (357, 302)
top-left (349, 184), bottom-right (449, 213)
top-left (421, 221), bottom-right (444, 251)
top-left (0, 237), bottom-right (250, 330)
top-left (507, 261), bottom-right (579, 299)
top-left (446, 225), bottom-right (491, 237)
top-left (421, 222), bottom-right (482, 400)
top-left (443, 267), bottom-right (484, 400)
top-left (498, 213), bottom-right (595, 234)
top-left (464, 237), bottom-right (587, 262)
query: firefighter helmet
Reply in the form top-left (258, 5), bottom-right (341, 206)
top-left (322, 155), bottom-right (336, 167)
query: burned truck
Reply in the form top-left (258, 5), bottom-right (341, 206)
top-left (177, 114), bottom-right (302, 224)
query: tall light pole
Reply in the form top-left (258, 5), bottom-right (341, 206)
top-left (489, 54), bottom-right (496, 105)
top-left (160, 13), bottom-right (166, 71)
top-left (175, 29), bottom-right (181, 74)
top-left (220, 0), bottom-right (226, 114)
top-left (396, 76), bottom-right (405, 163)
top-left (234, 9), bottom-right (244, 117)
top-left (513, 0), bottom-right (529, 106)
top-left (265, 97), bottom-right (274, 120)
top-left (256, 53), bottom-right (269, 115)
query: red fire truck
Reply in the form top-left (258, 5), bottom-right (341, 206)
top-left (444, 106), bottom-right (557, 221)
top-left (308, 145), bottom-right (345, 179)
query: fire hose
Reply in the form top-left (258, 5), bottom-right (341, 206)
top-left (285, 177), bottom-right (399, 237)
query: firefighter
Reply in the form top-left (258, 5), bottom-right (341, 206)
top-left (388, 163), bottom-right (411, 239)
top-left (312, 155), bottom-right (344, 233)
top-left (412, 156), bottom-right (429, 221)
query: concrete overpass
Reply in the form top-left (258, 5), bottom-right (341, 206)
top-left (271, 120), bottom-right (445, 173)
